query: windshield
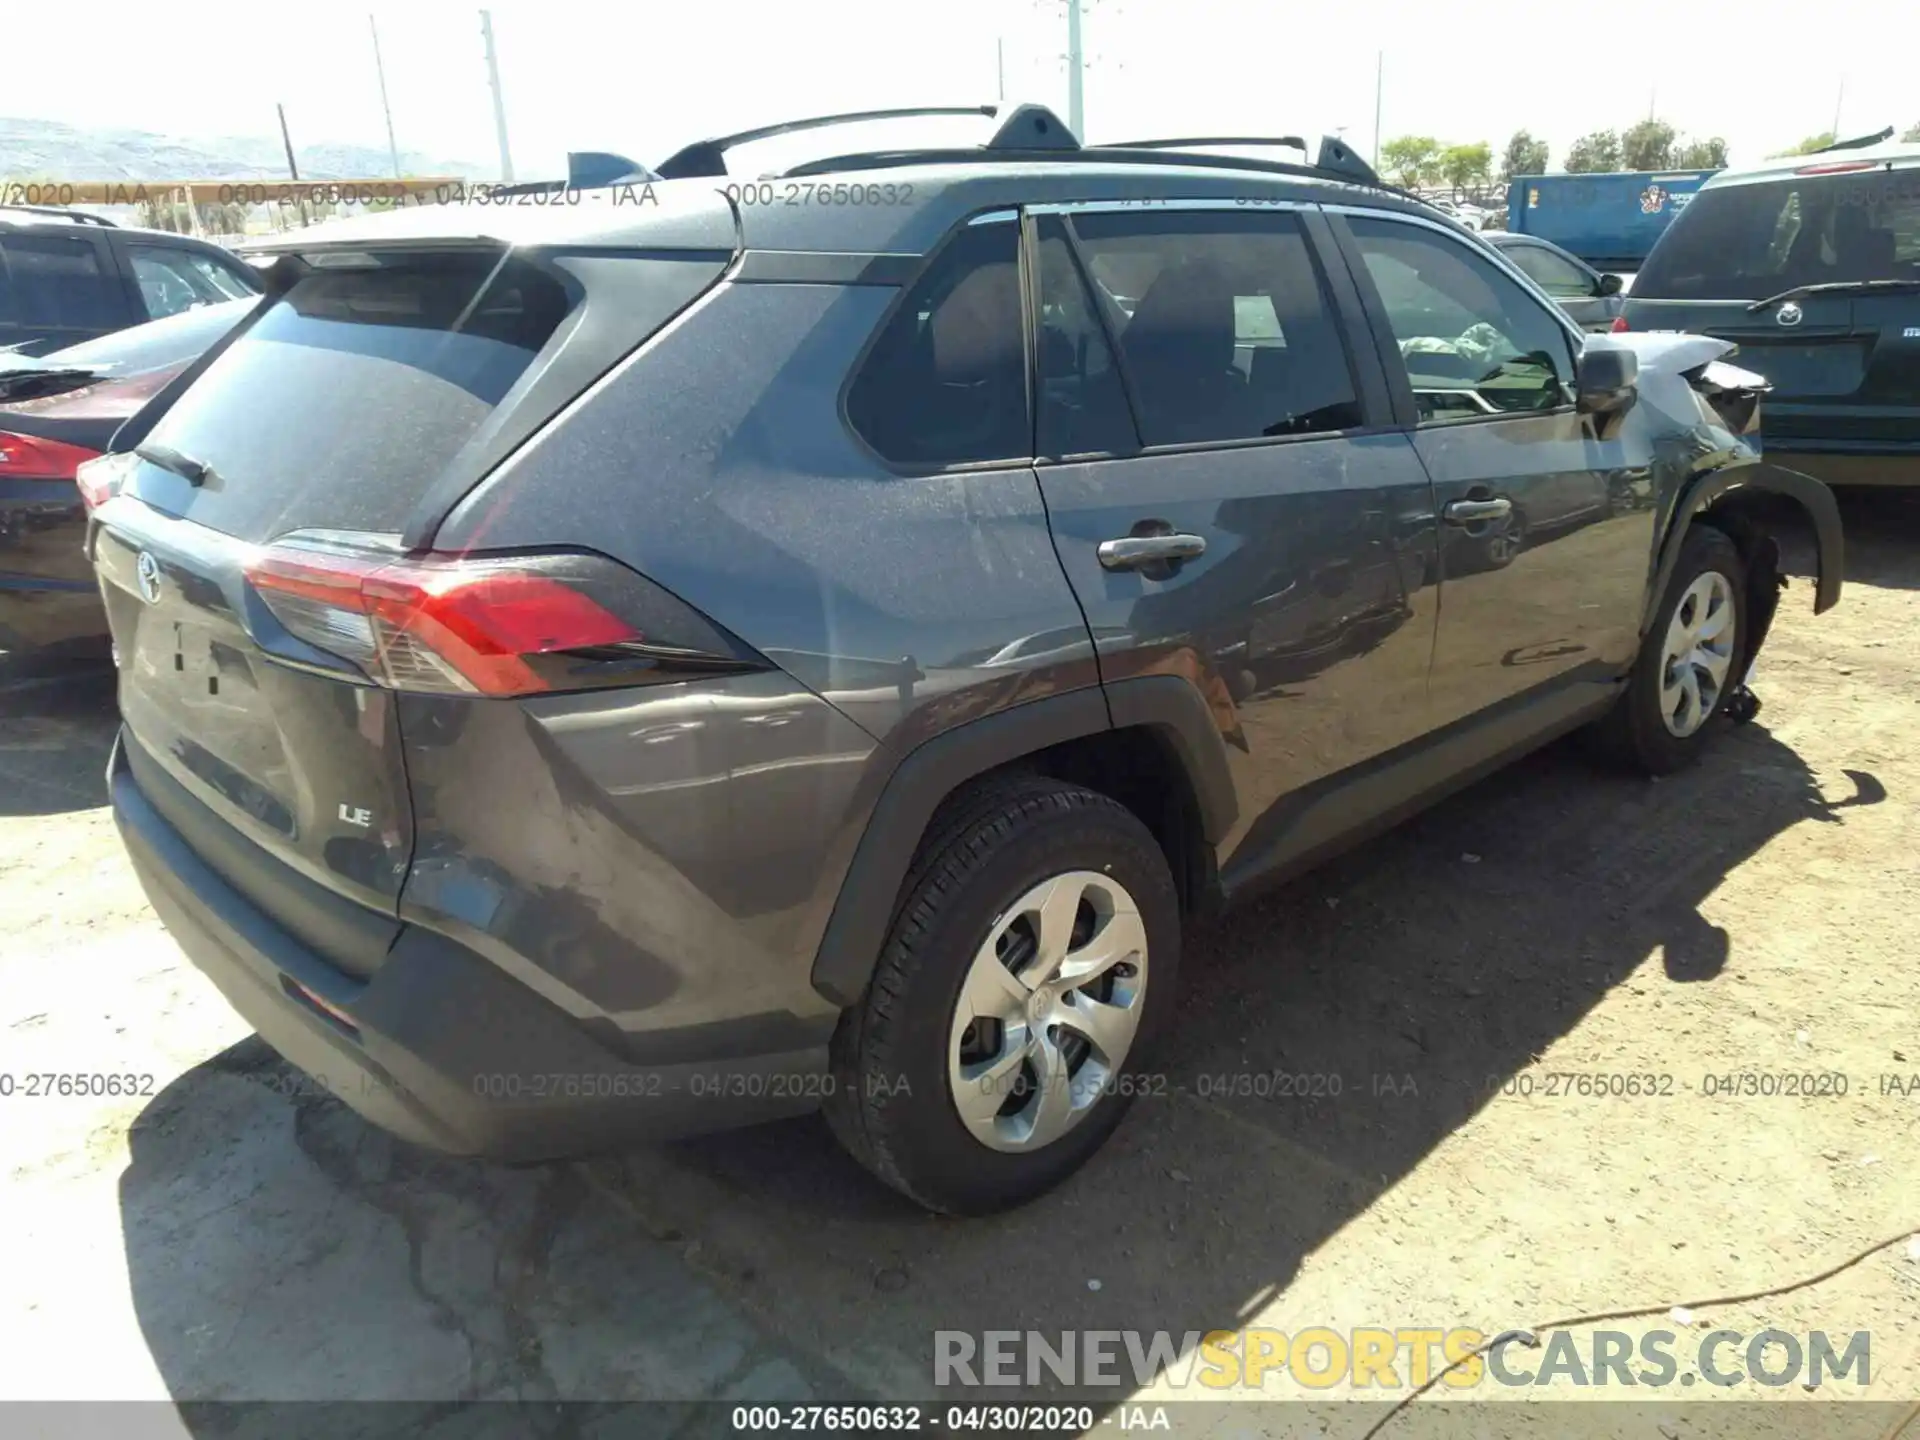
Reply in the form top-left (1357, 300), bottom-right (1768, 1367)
top-left (1635, 167), bottom-right (1920, 301)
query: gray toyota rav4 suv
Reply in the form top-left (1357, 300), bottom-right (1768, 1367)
top-left (85, 106), bottom-right (1844, 1214)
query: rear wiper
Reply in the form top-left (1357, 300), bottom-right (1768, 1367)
top-left (1745, 278), bottom-right (1920, 311)
top-left (135, 442), bottom-right (217, 487)
top-left (0, 366), bottom-right (100, 402)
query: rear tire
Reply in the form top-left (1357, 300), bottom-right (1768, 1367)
top-left (824, 777), bottom-right (1180, 1215)
top-left (1594, 525), bottom-right (1747, 775)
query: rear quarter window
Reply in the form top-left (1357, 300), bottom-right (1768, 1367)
top-left (844, 219), bottom-right (1029, 469)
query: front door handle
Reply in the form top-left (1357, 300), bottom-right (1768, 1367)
top-left (1097, 533), bottom-right (1207, 571)
top-left (1442, 497), bottom-right (1512, 526)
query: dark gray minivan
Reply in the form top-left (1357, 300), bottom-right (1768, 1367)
top-left (87, 108), bottom-right (1842, 1213)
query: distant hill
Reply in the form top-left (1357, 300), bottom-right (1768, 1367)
top-left (0, 116), bottom-right (486, 183)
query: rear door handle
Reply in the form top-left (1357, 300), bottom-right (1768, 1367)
top-left (1442, 497), bottom-right (1512, 525)
top-left (1097, 533), bottom-right (1207, 570)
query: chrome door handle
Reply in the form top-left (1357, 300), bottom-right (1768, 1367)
top-left (1442, 497), bottom-right (1512, 525)
top-left (1097, 533), bottom-right (1207, 571)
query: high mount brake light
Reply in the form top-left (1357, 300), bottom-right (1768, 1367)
top-left (245, 544), bottom-right (644, 697)
top-left (1794, 160), bottom-right (1878, 176)
top-left (0, 430), bottom-right (102, 482)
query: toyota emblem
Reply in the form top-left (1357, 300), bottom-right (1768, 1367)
top-left (135, 551), bottom-right (163, 605)
top-left (1775, 301), bottom-right (1804, 328)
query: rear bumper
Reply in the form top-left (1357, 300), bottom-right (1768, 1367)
top-left (1763, 448), bottom-right (1920, 490)
top-left (0, 480), bottom-right (104, 653)
top-left (111, 731), bottom-right (833, 1160)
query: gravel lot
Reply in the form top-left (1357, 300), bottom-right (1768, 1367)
top-left (2, 492), bottom-right (1916, 1438)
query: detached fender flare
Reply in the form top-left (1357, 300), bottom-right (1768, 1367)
top-left (1643, 461), bottom-right (1843, 634)
top-left (808, 676), bottom-right (1237, 1008)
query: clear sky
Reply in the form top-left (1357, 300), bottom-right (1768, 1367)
top-left (8, 0), bottom-right (1916, 179)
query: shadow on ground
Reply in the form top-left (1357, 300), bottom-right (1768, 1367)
top-left (116, 718), bottom-right (1881, 1429)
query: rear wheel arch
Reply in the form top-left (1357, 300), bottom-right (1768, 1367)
top-left (808, 677), bottom-right (1236, 1008)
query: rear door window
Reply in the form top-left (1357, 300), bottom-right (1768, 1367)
top-left (131, 249), bottom-right (573, 542)
top-left (0, 232), bottom-right (119, 332)
top-left (1066, 209), bottom-right (1364, 446)
top-left (1033, 214), bottom-right (1137, 459)
top-left (1636, 167), bottom-right (1920, 299)
top-left (845, 217), bottom-right (1029, 468)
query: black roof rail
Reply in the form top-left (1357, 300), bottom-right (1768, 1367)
top-left (1097, 134), bottom-right (1382, 188)
top-left (655, 104), bottom-right (1073, 179)
top-left (1816, 126), bottom-right (1896, 152)
top-left (0, 204), bottom-right (116, 227)
top-left (781, 141), bottom-right (1407, 199)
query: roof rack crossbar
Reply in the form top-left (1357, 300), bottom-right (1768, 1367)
top-left (657, 106), bottom-right (1003, 180)
top-left (1097, 133), bottom-right (1381, 188)
top-left (1815, 126), bottom-right (1897, 153)
top-left (0, 204), bottom-right (116, 227)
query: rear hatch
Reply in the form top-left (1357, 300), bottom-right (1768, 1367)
top-left (89, 201), bottom-right (736, 973)
top-left (1626, 158), bottom-right (1920, 450)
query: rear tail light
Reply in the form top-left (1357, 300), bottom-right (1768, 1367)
top-left (245, 536), bottom-right (764, 698)
top-left (1609, 316), bottom-right (1630, 333)
top-left (74, 451), bottom-right (141, 509)
top-left (0, 430), bottom-right (102, 482)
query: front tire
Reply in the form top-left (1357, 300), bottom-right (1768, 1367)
top-left (1594, 525), bottom-right (1747, 775)
top-left (825, 777), bottom-right (1180, 1215)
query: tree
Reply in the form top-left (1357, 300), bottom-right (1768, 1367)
top-left (1380, 135), bottom-right (1442, 189)
top-left (1440, 142), bottom-right (1493, 196)
top-left (1773, 132), bottom-right (1836, 157)
top-left (1565, 129), bottom-right (1623, 173)
top-left (1621, 118), bottom-right (1676, 171)
top-left (1672, 136), bottom-right (1729, 168)
top-left (1500, 130), bottom-right (1550, 181)
top-left (1902, 121), bottom-right (1920, 143)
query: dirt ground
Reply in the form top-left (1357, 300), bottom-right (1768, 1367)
top-left (1, 491), bottom-right (1917, 1438)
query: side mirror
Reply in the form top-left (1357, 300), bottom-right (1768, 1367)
top-left (1596, 272), bottom-right (1625, 297)
top-left (1576, 345), bottom-right (1638, 416)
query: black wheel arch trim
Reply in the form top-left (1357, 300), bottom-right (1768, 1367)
top-left (1644, 461), bottom-right (1842, 634)
top-left (808, 676), bottom-right (1237, 1008)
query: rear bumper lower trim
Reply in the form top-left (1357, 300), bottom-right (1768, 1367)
top-left (111, 729), bottom-right (831, 1160)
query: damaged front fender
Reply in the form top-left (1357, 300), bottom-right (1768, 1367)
top-left (1593, 332), bottom-right (1845, 631)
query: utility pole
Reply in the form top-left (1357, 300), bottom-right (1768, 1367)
top-left (480, 9), bottom-right (515, 183)
top-left (1372, 51), bottom-right (1383, 165)
top-left (371, 14), bottom-right (402, 178)
top-left (997, 37), bottom-right (1006, 105)
top-left (1065, 0), bottom-right (1084, 140)
top-left (276, 103), bottom-right (308, 228)
top-left (277, 103), bottom-right (300, 179)
top-left (1831, 76), bottom-right (1845, 140)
